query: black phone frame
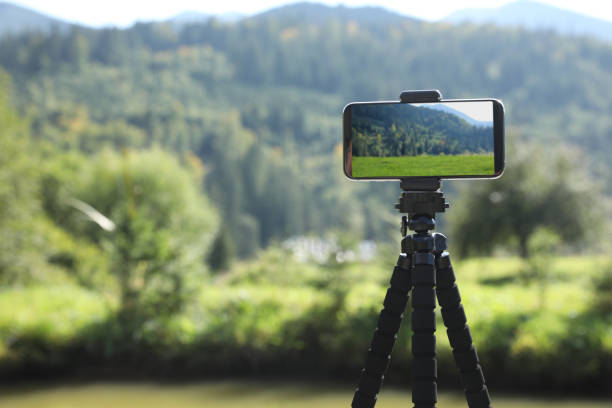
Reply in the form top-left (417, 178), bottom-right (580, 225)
top-left (342, 90), bottom-right (505, 181)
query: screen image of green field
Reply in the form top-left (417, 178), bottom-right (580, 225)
top-left (350, 102), bottom-right (494, 177)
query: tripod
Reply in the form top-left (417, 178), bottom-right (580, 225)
top-left (351, 178), bottom-right (492, 408)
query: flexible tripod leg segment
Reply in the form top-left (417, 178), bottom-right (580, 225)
top-left (352, 255), bottom-right (412, 408)
top-left (408, 231), bottom-right (438, 408)
top-left (434, 247), bottom-right (492, 408)
top-left (352, 186), bottom-right (494, 408)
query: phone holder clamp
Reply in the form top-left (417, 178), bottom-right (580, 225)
top-left (397, 90), bottom-right (444, 193)
top-left (399, 89), bottom-right (442, 104)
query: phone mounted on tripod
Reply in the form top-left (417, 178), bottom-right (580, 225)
top-left (349, 90), bottom-right (500, 408)
top-left (343, 89), bottom-right (504, 181)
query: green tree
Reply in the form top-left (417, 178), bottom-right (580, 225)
top-left (522, 227), bottom-right (562, 308)
top-left (207, 226), bottom-right (235, 272)
top-left (65, 27), bottom-right (90, 71)
top-left (92, 28), bottom-right (129, 65)
top-left (0, 74), bottom-right (111, 287)
top-left (590, 261), bottom-right (612, 314)
top-left (450, 144), bottom-right (598, 258)
top-left (68, 148), bottom-right (219, 319)
top-left (0, 72), bottom-right (46, 283)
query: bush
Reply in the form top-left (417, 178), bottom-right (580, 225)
top-left (590, 260), bottom-right (612, 314)
top-left (57, 148), bottom-right (220, 320)
top-left (0, 73), bottom-right (49, 284)
top-left (0, 286), bottom-right (111, 363)
top-left (0, 254), bottom-right (611, 390)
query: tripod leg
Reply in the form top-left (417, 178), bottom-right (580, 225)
top-left (434, 243), bottom-right (492, 408)
top-left (410, 233), bottom-right (438, 408)
top-left (352, 254), bottom-right (412, 408)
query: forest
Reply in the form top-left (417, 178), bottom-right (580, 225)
top-left (350, 104), bottom-right (493, 157)
top-left (0, 2), bottom-right (611, 395)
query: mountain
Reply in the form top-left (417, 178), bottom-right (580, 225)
top-left (168, 10), bottom-right (244, 26)
top-left (2, 1), bottom-right (609, 161)
top-left (169, 11), bottom-right (212, 25)
top-left (1, 0), bottom-right (611, 248)
top-left (0, 1), bottom-right (411, 36)
top-left (444, 0), bottom-right (612, 42)
top-left (252, 2), bottom-right (414, 25)
top-left (0, 2), bottom-right (72, 35)
top-left (351, 103), bottom-right (494, 157)
top-left (423, 104), bottom-right (492, 128)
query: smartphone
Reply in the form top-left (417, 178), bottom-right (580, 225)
top-left (343, 99), bottom-right (505, 180)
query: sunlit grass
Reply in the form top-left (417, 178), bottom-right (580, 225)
top-left (0, 382), bottom-right (610, 408)
top-left (0, 255), bottom-right (610, 392)
top-left (0, 286), bottom-right (112, 348)
top-left (0, 255), bottom-right (608, 350)
top-left (352, 154), bottom-right (494, 177)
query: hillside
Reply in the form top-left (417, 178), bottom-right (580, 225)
top-left (445, 0), bottom-right (612, 41)
top-left (0, 1), bottom-right (610, 253)
top-left (0, 2), bottom-right (72, 35)
top-left (252, 2), bottom-right (413, 25)
top-left (168, 11), bottom-right (243, 26)
top-left (351, 104), bottom-right (493, 157)
top-left (1, 3), bottom-right (611, 397)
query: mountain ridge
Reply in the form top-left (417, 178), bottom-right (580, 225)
top-left (0, 2), bottom-right (72, 35)
top-left (444, 0), bottom-right (612, 41)
top-left (3, 0), bottom-right (612, 43)
top-left (422, 104), bottom-right (493, 128)
top-left (250, 2), bottom-right (414, 25)
top-left (0, 1), bottom-right (417, 36)
top-left (168, 10), bottom-right (244, 26)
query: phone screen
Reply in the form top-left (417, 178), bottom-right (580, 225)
top-left (344, 100), bottom-right (504, 179)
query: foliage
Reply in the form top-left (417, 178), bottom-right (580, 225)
top-left (0, 254), bottom-right (611, 390)
top-left (450, 144), bottom-right (599, 258)
top-left (207, 226), bottom-right (235, 273)
top-left (0, 4), bottom-right (611, 393)
top-left (522, 227), bottom-right (561, 281)
top-left (519, 228), bottom-right (562, 308)
top-left (0, 71), bottom-right (45, 284)
top-left (0, 76), bottom-right (219, 317)
top-left (0, 285), bottom-right (112, 362)
top-left (351, 104), bottom-right (493, 157)
top-left (0, 73), bottom-right (109, 287)
top-left (66, 148), bottom-right (219, 319)
top-left (590, 261), bottom-right (612, 314)
top-left (1, 8), bottom-right (612, 254)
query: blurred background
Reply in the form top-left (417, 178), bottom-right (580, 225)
top-left (0, 0), bottom-right (611, 406)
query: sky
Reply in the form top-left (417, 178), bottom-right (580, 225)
top-left (439, 102), bottom-right (492, 123)
top-left (8, 0), bottom-right (612, 27)
top-left (417, 102), bottom-right (493, 122)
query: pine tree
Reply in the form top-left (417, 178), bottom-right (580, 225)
top-left (207, 226), bottom-right (235, 273)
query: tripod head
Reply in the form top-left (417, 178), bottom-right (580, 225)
top-left (393, 90), bottom-right (449, 234)
top-left (396, 179), bottom-right (448, 215)
top-left (396, 178), bottom-right (449, 239)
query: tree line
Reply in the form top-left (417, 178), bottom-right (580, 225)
top-left (0, 4), bottom-right (607, 387)
top-left (351, 104), bottom-right (493, 157)
top-left (0, 3), bottom-right (609, 264)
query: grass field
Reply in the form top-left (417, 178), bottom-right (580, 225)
top-left (0, 255), bottom-right (610, 392)
top-left (1, 382), bottom-right (610, 408)
top-left (352, 153), bottom-right (494, 177)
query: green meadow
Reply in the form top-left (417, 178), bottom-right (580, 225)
top-left (352, 154), bottom-right (494, 177)
top-left (1, 254), bottom-right (610, 391)
top-left (0, 382), bottom-right (610, 408)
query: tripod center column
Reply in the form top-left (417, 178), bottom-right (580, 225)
top-left (404, 214), bottom-right (438, 408)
